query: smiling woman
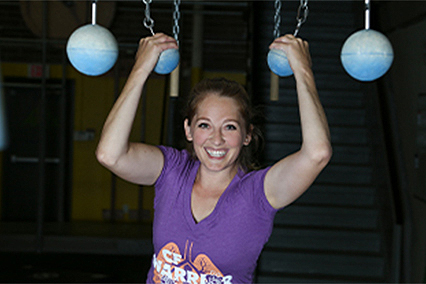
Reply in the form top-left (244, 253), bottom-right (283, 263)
top-left (183, 78), bottom-right (260, 172)
top-left (96, 33), bottom-right (331, 283)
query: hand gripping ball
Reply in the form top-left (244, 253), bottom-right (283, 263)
top-left (154, 48), bottom-right (180, 75)
top-left (66, 24), bottom-right (118, 76)
top-left (341, 29), bottom-right (393, 82)
top-left (267, 48), bottom-right (293, 77)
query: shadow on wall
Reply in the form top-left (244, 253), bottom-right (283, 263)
top-left (0, 252), bottom-right (151, 283)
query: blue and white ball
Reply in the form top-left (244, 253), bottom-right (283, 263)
top-left (0, 90), bottom-right (8, 151)
top-left (267, 48), bottom-right (293, 77)
top-left (341, 29), bottom-right (393, 82)
top-left (154, 48), bottom-right (180, 75)
top-left (66, 24), bottom-right (118, 76)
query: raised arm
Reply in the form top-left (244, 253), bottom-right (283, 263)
top-left (96, 33), bottom-right (178, 185)
top-left (264, 35), bottom-right (332, 209)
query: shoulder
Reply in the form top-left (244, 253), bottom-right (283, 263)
top-left (240, 167), bottom-right (270, 181)
top-left (238, 167), bottom-right (271, 190)
top-left (236, 167), bottom-right (277, 217)
top-left (155, 146), bottom-right (198, 185)
top-left (157, 146), bottom-right (193, 167)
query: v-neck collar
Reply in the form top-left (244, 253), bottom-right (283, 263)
top-left (185, 163), bottom-right (242, 230)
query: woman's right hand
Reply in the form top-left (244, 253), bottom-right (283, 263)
top-left (133, 33), bottom-right (178, 75)
top-left (96, 33), bottom-right (175, 185)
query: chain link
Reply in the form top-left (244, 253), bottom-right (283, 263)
top-left (294, 0), bottom-right (308, 37)
top-left (273, 0), bottom-right (282, 39)
top-left (173, 0), bottom-right (181, 45)
top-left (142, 0), bottom-right (155, 35)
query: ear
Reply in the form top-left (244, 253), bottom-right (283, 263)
top-left (243, 124), bottom-right (253, 146)
top-left (184, 118), bottom-right (193, 141)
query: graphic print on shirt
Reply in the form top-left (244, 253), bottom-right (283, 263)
top-left (152, 240), bottom-right (233, 284)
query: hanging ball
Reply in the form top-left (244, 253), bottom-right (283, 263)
top-left (267, 49), bottom-right (293, 77)
top-left (0, 91), bottom-right (8, 151)
top-left (341, 29), bottom-right (393, 82)
top-left (154, 48), bottom-right (180, 75)
top-left (66, 24), bottom-right (118, 76)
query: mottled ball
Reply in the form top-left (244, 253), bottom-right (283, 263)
top-left (267, 48), bottom-right (293, 77)
top-left (341, 29), bottom-right (393, 82)
top-left (66, 24), bottom-right (118, 76)
top-left (154, 49), bottom-right (180, 75)
top-left (0, 95), bottom-right (8, 151)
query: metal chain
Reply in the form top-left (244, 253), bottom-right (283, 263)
top-left (173, 0), bottom-right (181, 45)
top-left (142, 0), bottom-right (155, 35)
top-left (273, 0), bottom-right (282, 39)
top-left (294, 0), bottom-right (308, 37)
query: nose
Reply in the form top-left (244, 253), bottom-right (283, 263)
top-left (210, 128), bottom-right (224, 146)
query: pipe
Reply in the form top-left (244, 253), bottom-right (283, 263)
top-left (57, 44), bottom-right (67, 222)
top-left (191, 1), bottom-right (204, 87)
top-left (270, 72), bottom-right (279, 101)
top-left (365, 0), bottom-right (371, 30)
top-left (92, 0), bottom-right (97, 26)
top-left (36, 0), bottom-right (48, 253)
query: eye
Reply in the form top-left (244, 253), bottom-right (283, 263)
top-left (197, 122), bottom-right (209, 129)
top-left (225, 124), bottom-right (237, 131)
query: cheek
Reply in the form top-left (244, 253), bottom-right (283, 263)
top-left (192, 130), bottom-right (209, 146)
top-left (226, 132), bottom-right (245, 147)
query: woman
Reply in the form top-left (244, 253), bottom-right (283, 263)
top-left (96, 33), bottom-right (332, 283)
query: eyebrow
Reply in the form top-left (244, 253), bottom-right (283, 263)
top-left (194, 117), bottom-right (241, 125)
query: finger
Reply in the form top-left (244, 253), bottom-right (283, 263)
top-left (141, 33), bottom-right (175, 43)
top-left (277, 34), bottom-right (296, 41)
top-left (269, 34), bottom-right (307, 50)
top-left (150, 34), bottom-right (179, 51)
top-left (153, 33), bottom-right (177, 43)
top-left (138, 34), bottom-right (178, 53)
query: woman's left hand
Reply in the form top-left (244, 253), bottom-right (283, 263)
top-left (269, 34), bottom-right (312, 74)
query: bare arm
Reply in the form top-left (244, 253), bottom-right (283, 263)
top-left (96, 33), bottom-right (178, 185)
top-left (265, 35), bottom-right (332, 209)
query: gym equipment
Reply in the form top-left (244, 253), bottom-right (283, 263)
top-left (142, 0), bottom-right (180, 75)
top-left (268, 0), bottom-right (309, 77)
top-left (20, 1), bottom-right (116, 40)
top-left (0, 60), bottom-right (8, 150)
top-left (340, 0), bottom-right (393, 81)
top-left (66, 0), bottom-right (118, 76)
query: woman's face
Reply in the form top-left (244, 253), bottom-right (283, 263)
top-left (184, 93), bottom-right (251, 175)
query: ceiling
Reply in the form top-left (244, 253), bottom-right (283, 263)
top-left (0, 1), bottom-right (251, 73)
top-left (2, 1), bottom-right (426, 77)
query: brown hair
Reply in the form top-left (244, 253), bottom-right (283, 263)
top-left (184, 77), bottom-right (263, 172)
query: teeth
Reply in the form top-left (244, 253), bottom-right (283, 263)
top-left (206, 149), bottom-right (226, 157)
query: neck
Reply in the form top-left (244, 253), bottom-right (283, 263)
top-left (195, 165), bottom-right (239, 193)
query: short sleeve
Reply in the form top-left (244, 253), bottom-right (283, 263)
top-left (155, 146), bottom-right (184, 187)
top-left (154, 146), bottom-right (196, 208)
top-left (239, 167), bottom-right (278, 220)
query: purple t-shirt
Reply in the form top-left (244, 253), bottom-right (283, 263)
top-left (146, 146), bottom-right (277, 284)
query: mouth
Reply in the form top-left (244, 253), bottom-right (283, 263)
top-left (205, 148), bottom-right (227, 158)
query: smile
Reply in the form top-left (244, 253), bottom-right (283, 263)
top-left (206, 148), bottom-right (226, 158)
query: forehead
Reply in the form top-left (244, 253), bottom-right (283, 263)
top-left (195, 93), bottom-right (241, 117)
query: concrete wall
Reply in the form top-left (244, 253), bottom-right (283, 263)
top-left (0, 62), bottom-right (166, 222)
top-left (378, 2), bottom-right (426, 281)
top-left (0, 61), bottom-right (246, 223)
